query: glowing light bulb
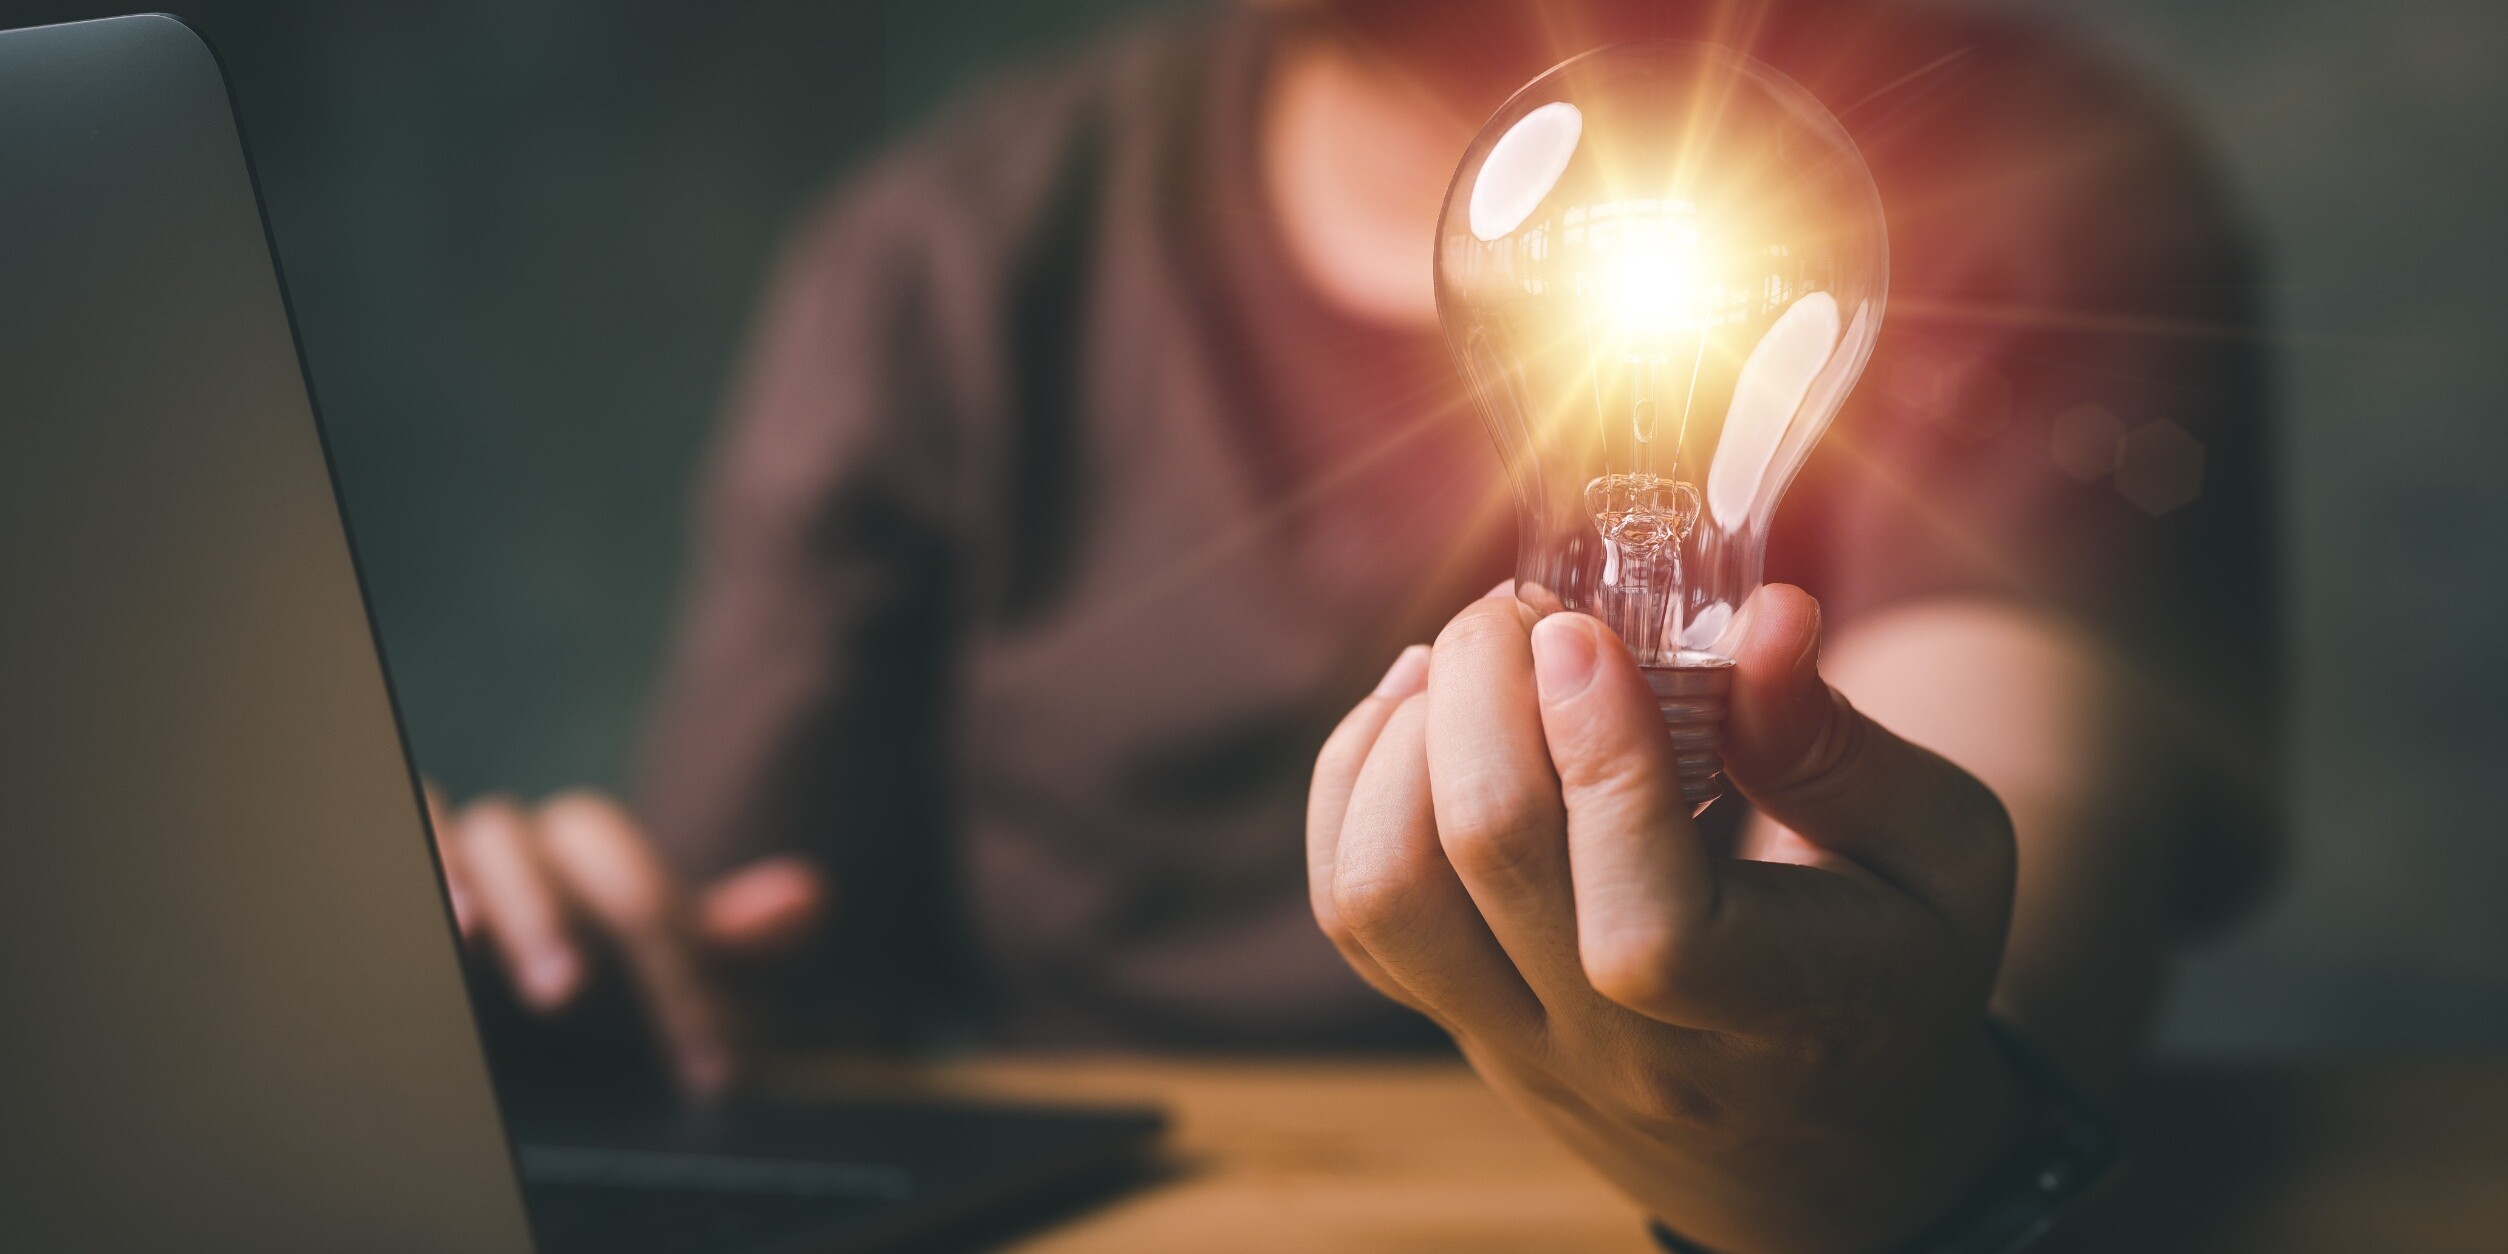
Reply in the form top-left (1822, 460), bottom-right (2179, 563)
top-left (1435, 42), bottom-right (1888, 811)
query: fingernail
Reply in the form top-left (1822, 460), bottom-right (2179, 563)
top-left (1531, 615), bottom-right (1600, 702)
top-left (1374, 644), bottom-right (1431, 697)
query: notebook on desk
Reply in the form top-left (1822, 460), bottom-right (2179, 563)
top-left (0, 15), bottom-right (1161, 1253)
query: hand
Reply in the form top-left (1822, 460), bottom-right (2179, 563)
top-left (1307, 586), bottom-right (2023, 1254)
top-left (424, 787), bottom-right (825, 1099)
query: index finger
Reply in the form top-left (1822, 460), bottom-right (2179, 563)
top-left (532, 792), bottom-right (733, 1099)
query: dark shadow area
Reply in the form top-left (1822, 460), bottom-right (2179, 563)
top-left (2059, 1062), bottom-right (2508, 1253)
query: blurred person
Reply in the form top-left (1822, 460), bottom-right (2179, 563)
top-left (431, 0), bottom-right (2276, 1242)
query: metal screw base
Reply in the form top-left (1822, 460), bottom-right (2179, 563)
top-left (1644, 655), bottom-right (1735, 816)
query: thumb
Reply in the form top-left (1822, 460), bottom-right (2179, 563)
top-left (1722, 585), bottom-right (2013, 938)
top-left (697, 856), bottom-right (828, 957)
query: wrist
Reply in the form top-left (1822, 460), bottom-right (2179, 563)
top-left (1652, 1027), bottom-right (2027, 1254)
top-left (1833, 1028), bottom-right (2029, 1253)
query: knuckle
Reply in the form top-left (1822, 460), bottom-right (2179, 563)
top-left (1438, 798), bottom-right (1556, 885)
top-left (538, 804), bottom-right (673, 927)
top-left (1309, 898), bottom-right (1357, 952)
top-left (1330, 869), bottom-right (1404, 940)
top-left (1552, 747), bottom-right (1660, 806)
top-left (1306, 874), bottom-right (1358, 950)
top-left (1332, 863), bottom-right (1428, 949)
top-left (1614, 1064), bottom-right (1728, 1137)
top-left (1435, 761), bottom-right (1551, 844)
top-left (1580, 923), bottom-right (1688, 1013)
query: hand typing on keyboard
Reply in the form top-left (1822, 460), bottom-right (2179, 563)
top-left (424, 787), bottom-right (827, 1098)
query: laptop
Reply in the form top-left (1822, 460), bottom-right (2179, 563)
top-left (0, 14), bottom-right (1162, 1253)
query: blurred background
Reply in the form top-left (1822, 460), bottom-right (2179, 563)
top-left (4, 0), bottom-right (2497, 1053)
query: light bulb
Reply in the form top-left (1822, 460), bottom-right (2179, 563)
top-left (1435, 42), bottom-right (1888, 812)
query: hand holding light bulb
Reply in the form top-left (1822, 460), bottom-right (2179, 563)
top-left (1310, 581), bottom-right (2026, 1254)
top-left (1311, 45), bottom-right (2035, 1253)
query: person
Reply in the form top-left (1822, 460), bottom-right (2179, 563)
top-left (429, 0), bottom-right (2278, 1243)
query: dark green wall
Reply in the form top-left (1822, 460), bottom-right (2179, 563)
top-left (2049, 0), bottom-right (2508, 1054)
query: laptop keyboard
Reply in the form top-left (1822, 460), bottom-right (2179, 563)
top-left (518, 1145), bottom-right (912, 1254)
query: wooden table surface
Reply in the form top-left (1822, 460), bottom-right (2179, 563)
top-left (774, 1055), bottom-right (2508, 1253)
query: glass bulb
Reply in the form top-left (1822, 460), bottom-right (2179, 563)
top-left (1435, 41), bottom-right (1888, 812)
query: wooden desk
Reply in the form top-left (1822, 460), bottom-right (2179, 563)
top-left (774, 1057), bottom-right (2508, 1253)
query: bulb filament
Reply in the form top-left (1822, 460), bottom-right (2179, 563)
top-left (1586, 473), bottom-right (1700, 562)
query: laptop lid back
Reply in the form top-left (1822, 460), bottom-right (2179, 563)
top-left (0, 16), bottom-right (535, 1251)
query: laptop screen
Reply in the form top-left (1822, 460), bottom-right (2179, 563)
top-left (0, 17), bottom-right (534, 1251)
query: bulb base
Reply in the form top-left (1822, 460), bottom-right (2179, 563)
top-left (1645, 657), bottom-right (1735, 816)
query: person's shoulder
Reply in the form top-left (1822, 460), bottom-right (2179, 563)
top-left (782, 12), bottom-right (1228, 275)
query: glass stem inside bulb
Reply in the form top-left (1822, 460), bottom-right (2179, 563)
top-left (1582, 468), bottom-right (1701, 658)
